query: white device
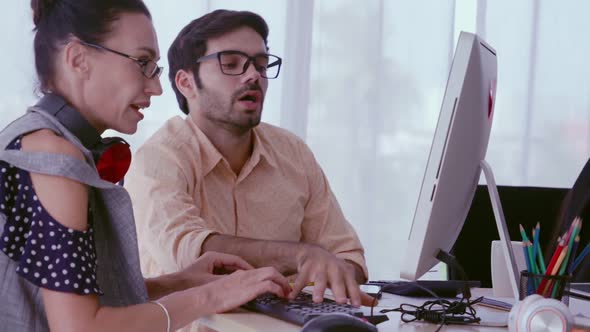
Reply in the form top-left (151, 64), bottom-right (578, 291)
top-left (399, 31), bottom-right (506, 282)
top-left (508, 295), bottom-right (573, 332)
top-left (491, 240), bottom-right (527, 297)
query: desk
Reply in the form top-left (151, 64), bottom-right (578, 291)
top-left (197, 289), bottom-right (590, 332)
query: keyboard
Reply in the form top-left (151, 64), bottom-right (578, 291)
top-left (242, 292), bottom-right (364, 326)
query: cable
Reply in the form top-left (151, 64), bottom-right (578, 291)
top-left (380, 296), bottom-right (483, 332)
top-left (369, 250), bottom-right (482, 331)
top-left (436, 250), bottom-right (472, 299)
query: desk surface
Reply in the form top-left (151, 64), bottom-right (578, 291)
top-left (197, 289), bottom-right (590, 332)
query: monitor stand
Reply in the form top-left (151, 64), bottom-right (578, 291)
top-left (480, 160), bottom-right (520, 299)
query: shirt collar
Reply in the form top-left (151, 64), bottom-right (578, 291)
top-left (185, 117), bottom-right (278, 177)
top-left (185, 116), bottom-right (224, 176)
top-left (251, 126), bottom-right (278, 170)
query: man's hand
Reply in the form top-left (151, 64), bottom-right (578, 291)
top-left (179, 251), bottom-right (256, 287)
top-left (289, 245), bottom-right (374, 307)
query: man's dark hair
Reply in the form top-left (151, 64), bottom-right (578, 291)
top-left (30, 0), bottom-right (151, 94)
top-left (167, 9), bottom-right (269, 114)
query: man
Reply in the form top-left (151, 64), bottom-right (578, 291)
top-left (126, 9), bottom-right (370, 307)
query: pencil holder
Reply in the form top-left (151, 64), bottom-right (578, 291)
top-left (519, 271), bottom-right (571, 305)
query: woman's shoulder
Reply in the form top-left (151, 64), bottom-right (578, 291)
top-left (20, 129), bottom-right (84, 161)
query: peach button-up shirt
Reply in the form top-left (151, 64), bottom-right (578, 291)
top-left (125, 116), bottom-right (368, 282)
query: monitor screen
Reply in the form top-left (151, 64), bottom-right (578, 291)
top-left (400, 31), bottom-right (497, 281)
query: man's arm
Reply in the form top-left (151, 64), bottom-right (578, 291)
top-left (202, 234), bottom-right (301, 275)
top-left (293, 139), bottom-right (370, 304)
top-left (202, 234), bottom-right (365, 283)
top-left (125, 139), bottom-right (218, 273)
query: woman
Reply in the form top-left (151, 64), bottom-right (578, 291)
top-left (0, 1), bottom-right (290, 331)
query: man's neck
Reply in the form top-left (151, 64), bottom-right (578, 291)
top-left (194, 116), bottom-right (254, 176)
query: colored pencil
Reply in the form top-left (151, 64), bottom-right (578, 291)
top-left (518, 224), bottom-right (538, 274)
top-left (545, 239), bottom-right (565, 275)
top-left (553, 221), bottom-right (580, 298)
top-left (533, 224), bottom-right (540, 261)
top-left (566, 217), bottom-right (580, 239)
top-left (527, 241), bottom-right (539, 275)
top-left (522, 241), bottom-right (531, 272)
top-left (537, 239), bottom-right (565, 296)
top-left (568, 236), bottom-right (580, 274)
top-left (542, 248), bottom-right (567, 297)
top-left (571, 241), bottom-right (590, 273)
top-left (537, 243), bottom-right (547, 274)
top-left (559, 219), bottom-right (580, 276)
top-left (519, 224), bottom-right (530, 243)
top-left (533, 222), bottom-right (546, 273)
top-left (522, 242), bottom-right (534, 295)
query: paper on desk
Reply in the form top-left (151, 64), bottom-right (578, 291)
top-left (477, 309), bottom-right (509, 327)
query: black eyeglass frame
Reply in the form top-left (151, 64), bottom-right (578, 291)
top-left (80, 41), bottom-right (163, 79)
top-left (196, 50), bottom-right (282, 79)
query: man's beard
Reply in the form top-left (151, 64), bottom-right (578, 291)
top-left (201, 83), bottom-right (264, 134)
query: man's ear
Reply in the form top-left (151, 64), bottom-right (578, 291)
top-left (175, 69), bottom-right (198, 99)
top-left (63, 41), bottom-right (90, 79)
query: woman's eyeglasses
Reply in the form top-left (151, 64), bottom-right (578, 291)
top-left (80, 41), bottom-right (163, 79)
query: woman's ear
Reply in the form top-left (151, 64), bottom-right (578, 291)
top-left (175, 69), bottom-right (197, 99)
top-left (63, 41), bottom-right (90, 79)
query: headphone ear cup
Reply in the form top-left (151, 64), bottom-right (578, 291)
top-left (516, 296), bottom-right (572, 332)
top-left (96, 142), bottom-right (132, 183)
top-left (93, 138), bottom-right (132, 183)
top-left (509, 294), bottom-right (543, 331)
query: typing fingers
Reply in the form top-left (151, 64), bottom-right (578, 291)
top-left (252, 279), bottom-right (287, 299)
top-left (289, 269), bottom-right (310, 299)
top-left (312, 274), bottom-right (328, 303)
top-left (344, 274), bottom-right (361, 307)
top-left (259, 267), bottom-right (291, 297)
top-left (328, 269), bottom-right (347, 304)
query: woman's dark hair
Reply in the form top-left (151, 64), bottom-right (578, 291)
top-left (30, 0), bottom-right (151, 93)
top-left (167, 9), bottom-right (269, 114)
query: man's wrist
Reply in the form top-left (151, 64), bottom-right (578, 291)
top-left (345, 260), bottom-right (367, 284)
top-left (293, 242), bottom-right (318, 265)
top-left (272, 241), bottom-right (307, 275)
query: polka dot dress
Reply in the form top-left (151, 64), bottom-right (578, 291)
top-left (0, 137), bottom-right (102, 295)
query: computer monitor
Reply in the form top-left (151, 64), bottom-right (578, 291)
top-left (400, 31), bottom-right (497, 281)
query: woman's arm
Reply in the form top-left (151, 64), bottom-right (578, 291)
top-left (42, 267), bottom-right (289, 332)
top-left (145, 251), bottom-right (258, 300)
top-left (23, 131), bottom-right (290, 331)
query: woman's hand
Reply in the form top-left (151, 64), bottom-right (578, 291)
top-left (196, 266), bottom-right (292, 314)
top-left (179, 251), bottom-right (256, 287)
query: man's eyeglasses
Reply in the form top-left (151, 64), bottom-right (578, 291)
top-left (80, 41), bottom-right (163, 79)
top-left (197, 50), bottom-right (282, 79)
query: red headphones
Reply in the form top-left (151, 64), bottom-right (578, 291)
top-left (93, 137), bottom-right (131, 184)
top-left (35, 94), bottom-right (131, 184)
